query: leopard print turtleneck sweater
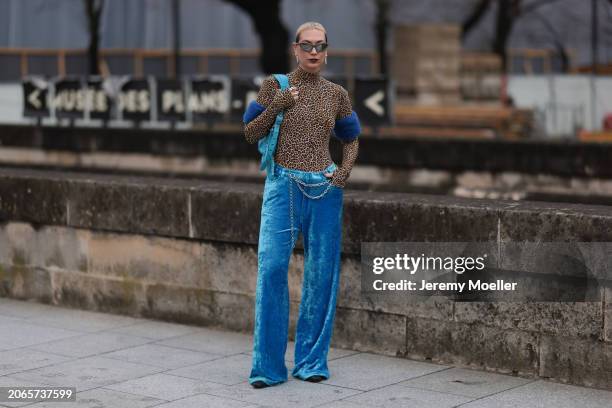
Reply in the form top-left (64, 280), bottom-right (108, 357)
top-left (243, 64), bottom-right (360, 188)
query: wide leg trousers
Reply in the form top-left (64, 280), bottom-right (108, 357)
top-left (249, 161), bottom-right (344, 386)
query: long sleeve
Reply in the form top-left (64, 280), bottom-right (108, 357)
top-left (332, 139), bottom-right (359, 188)
top-left (243, 76), bottom-right (294, 144)
top-left (330, 87), bottom-right (361, 188)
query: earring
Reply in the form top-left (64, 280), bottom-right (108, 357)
top-left (295, 55), bottom-right (299, 63)
top-left (324, 55), bottom-right (327, 64)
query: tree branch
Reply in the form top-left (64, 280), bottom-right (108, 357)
top-left (222, 0), bottom-right (289, 74)
top-left (520, 0), bottom-right (564, 16)
top-left (462, 0), bottom-right (491, 38)
top-left (531, 10), bottom-right (570, 71)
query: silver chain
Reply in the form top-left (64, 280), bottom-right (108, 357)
top-left (287, 174), bottom-right (333, 248)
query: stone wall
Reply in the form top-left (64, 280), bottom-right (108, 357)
top-left (1, 125), bottom-right (612, 178)
top-left (0, 167), bottom-right (610, 390)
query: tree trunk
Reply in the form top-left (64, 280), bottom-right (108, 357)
top-left (374, 0), bottom-right (391, 76)
top-left (462, 0), bottom-right (491, 40)
top-left (463, 0), bottom-right (567, 73)
top-left (494, 0), bottom-right (520, 72)
top-left (84, 0), bottom-right (104, 76)
top-left (224, 0), bottom-right (289, 74)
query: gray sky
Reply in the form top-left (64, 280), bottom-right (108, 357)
top-left (0, 0), bottom-right (609, 69)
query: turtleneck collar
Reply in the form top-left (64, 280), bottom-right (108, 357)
top-left (291, 64), bottom-right (321, 84)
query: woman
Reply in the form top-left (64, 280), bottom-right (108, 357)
top-left (243, 21), bottom-right (361, 389)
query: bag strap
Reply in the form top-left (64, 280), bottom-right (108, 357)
top-left (272, 73), bottom-right (289, 91)
top-left (259, 74), bottom-right (288, 174)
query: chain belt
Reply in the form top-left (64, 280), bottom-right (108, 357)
top-left (286, 174), bottom-right (333, 248)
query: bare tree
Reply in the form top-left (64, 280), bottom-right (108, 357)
top-left (223, 0), bottom-right (290, 74)
top-left (374, 0), bottom-right (392, 75)
top-left (462, 0), bottom-right (565, 71)
top-left (530, 11), bottom-right (570, 71)
top-left (84, 0), bottom-right (105, 76)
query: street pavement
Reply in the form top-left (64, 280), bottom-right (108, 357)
top-left (0, 297), bottom-right (610, 408)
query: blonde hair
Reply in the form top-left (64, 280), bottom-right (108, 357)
top-left (294, 21), bottom-right (328, 44)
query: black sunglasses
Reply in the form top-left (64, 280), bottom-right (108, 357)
top-left (297, 42), bottom-right (328, 53)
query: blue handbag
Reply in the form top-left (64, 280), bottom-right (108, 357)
top-left (258, 73), bottom-right (289, 175)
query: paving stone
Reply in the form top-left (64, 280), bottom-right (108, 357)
top-left (459, 380), bottom-right (612, 408)
top-left (325, 353), bottom-right (449, 391)
top-left (243, 341), bottom-right (360, 364)
top-left (398, 367), bottom-right (533, 398)
top-left (28, 331), bottom-right (152, 358)
top-left (0, 298), bottom-right (57, 319)
top-left (101, 344), bottom-right (220, 369)
top-left (0, 296), bottom-right (610, 407)
top-left (24, 307), bottom-right (141, 333)
top-left (107, 319), bottom-right (201, 340)
top-left (7, 356), bottom-right (164, 392)
top-left (205, 378), bottom-right (362, 408)
top-left (342, 383), bottom-right (473, 408)
top-left (0, 315), bottom-right (22, 325)
top-left (165, 354), bottom-right (252, 386)
top-left (25, 387), bottom-right (163, 408)
top-left (0, 320), bottom-right (81, 351)
top-left (155, 327), bottom-right (253, 355)
top-left (151, 392), bottom-right (258, 408)
top-left (0, 348), bottom-right (72, 376)
top-left (0, 375), bottom-right (54, 408)
top-left (312, 401), bottom-right (373, 408)
top-left (104, 373), bottom-right (226, 401)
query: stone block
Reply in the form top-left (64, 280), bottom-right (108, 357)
top-left (404, 317), bottom-right (539, 377)
top-left (0, 263), bottom-right (52, 302)
top-left (190, 183), bottom-right (263, 245)
top-left (143, 283), bottom-right (253, 332)
top-left (337, 255), bottom-right (453, 320)
top-left (498, 203), bottom-right (612, 242)
top-left (342, 193), bottom-right (501, 255)
top-left (85, 229), bottom-right (204, 287)
top-left (0, 223), bottom-right (87, 272)
top-left (539, 334), bottom-right (612, 389)
top-left (203, 242), bottom-right (261, 296)
top-left (67, 180), bottom-right (190, 237)
top-left (52, 269), bottom-right (145, 315)
top-left (606, 286), bottom-right (612, 342)
top-left (0, 176), bottom-right (67, 225)
top-left (454, 302), bottom-right (603, 341)
top-left (332, 307), bottom-right (406, 357)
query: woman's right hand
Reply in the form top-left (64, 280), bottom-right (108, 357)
top-left (272, 86), bottom-right (299, 109)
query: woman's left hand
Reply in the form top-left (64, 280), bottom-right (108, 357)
top-left (324, 170), bottom-right (345, 188)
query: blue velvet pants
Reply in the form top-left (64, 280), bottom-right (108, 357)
top-left (249, 161), bottom-right (344, 386)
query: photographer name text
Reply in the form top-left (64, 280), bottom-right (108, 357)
top-left (372, 279), bottom-right (517, 292)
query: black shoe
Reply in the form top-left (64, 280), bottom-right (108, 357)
top-left (251, 380), bottom-right (269, 389)
top-left (305, 375), bottom-right (326, 383)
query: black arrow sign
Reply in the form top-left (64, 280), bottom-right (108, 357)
top-left (354, 77), bottom-right (391, 126)
top-left (23, 79), bottom-right (50, 118)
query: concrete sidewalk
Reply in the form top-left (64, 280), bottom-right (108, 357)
top-left (0, 297), bottom-right (609, 408)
